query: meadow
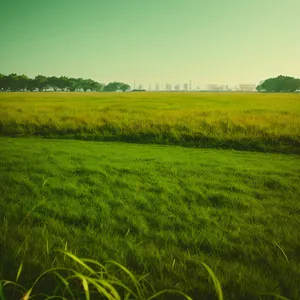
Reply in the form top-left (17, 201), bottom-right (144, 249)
top-left (1, 137), bottom-right (300, 299)
top-left (0, 92), bottom-right (300, 300)
top-left (0, 92), bottom-right (299, 153)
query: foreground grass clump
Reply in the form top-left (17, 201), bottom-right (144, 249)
top-left (1, 251), bottom-right (203, 300)
top-left (1, 137), bottom-right (300, 299)
top-left (0, 92), bottom-right (299, 153)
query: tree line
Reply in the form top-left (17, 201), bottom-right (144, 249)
top-left (0, 73), bottom-right (131, 92)
top-left (256, 75), bottom-right (300, 93)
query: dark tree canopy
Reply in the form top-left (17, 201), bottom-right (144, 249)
top-left (103, 82), bottom-right (130, 92)
top-left (256, 76), bottom-right (300, 93)
top-left (0, 73), bottom-right (130, 92)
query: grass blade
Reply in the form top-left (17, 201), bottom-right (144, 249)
top-left (59, 251), bottom-right (95, 274)
top-left (16, 261), bottom-right (23, 282)
top-left (107, 260), bottom-right (144, 299)
top-left (147, 289), bottom-right (193, 300)
top-left (81, 277), bottom-right (90, 300)
top-left (273, 241), bottom-right (289, 264)
top-left (0, 283), bottom-right (6, 300)
top-left (22, 287), bottom-right (33, 300)
top-left (97, 279), bottom-right (121, 300)
top-left (201, 262), bottom-right (223, 300)
top-left (53, 272), bottom-right (75, 300)
top-left (259, 293), bottom-right (290, 300)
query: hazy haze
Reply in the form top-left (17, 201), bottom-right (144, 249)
top-left (1, 0), bottom-right (299, 88)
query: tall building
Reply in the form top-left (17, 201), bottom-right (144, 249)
top-left (166, 83), bottom-right (172, 91)
top-left (155, 83), bottom-right (160, 91)
top-left (174, 84), bottom-right (180, 91)
top-left (189, 80), bottom-right (192, 91)
top-left (183, 83), bottom-right (188, 91)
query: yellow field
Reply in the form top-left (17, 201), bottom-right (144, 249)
top-left (0, 92), bottom-right (299, 152)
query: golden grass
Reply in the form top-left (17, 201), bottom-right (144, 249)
top-left (0, 92), bottom-right (299, 152)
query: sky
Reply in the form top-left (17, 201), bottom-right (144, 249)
top-left (0, 0), bottom-right (299, 89)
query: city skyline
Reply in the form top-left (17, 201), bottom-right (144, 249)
top-left (1, 0), bottom-right (299, 86)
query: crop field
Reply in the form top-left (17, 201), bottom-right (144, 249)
top-left (0, 92), bottom-right (300, 153)
top-left (0, 92), bottom-right (300, 300)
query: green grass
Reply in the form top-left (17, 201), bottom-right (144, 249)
top-left (1, 137), bottom-right (300, 299)
top-left (0, 92), bottom-right (300, 153)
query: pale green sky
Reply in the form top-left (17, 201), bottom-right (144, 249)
top-left (0, 0), bottom-right (299, 88)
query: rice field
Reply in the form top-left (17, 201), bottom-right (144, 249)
top-left (0, 92), bottom-right (299, 153)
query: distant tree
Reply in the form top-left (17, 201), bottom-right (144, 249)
top-left (120, 84), bottom-right (131, 92)
top-left (0, 73), bottom-right (130, 93)
top-left (48, 76), bottom-right (60, 91)
top-left (0, 74), bottom-right (3, 91)
top-left (0, 73), bottom-right (9, 91)
top-left (90, 81), bottom-right (104, 92)
top-left (103, 82), bottom-right (128, 92)
top-left (56, 76), bottom-right (69, 91)
top-left (256, 76), bottom-right (300, 93)
top-left (65, 77), bottom-right (78, 92)
top-left (6, 73), bottom-right (19, 91)
top-left (18, 74), bottom-right (31, 91)
top-left (85, 79), bottom-right (95, 92)
top-left (35, 75), bottom-right (48, 91)
top-left (76, 78), bottom-right (86, 91)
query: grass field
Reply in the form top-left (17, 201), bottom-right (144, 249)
top-left (0, 92), bottom-right (300, 153)
top-left (1, 137), bottom-right (300, 299)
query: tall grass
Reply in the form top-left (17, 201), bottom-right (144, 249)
top-left (0, 250), bottom-right (289, 300)
top-left (0, 92), bottom-right (299, 153)
top-left (2, 250), bottom-right (225, 300)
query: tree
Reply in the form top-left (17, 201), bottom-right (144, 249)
top-left (35, 75), bottom-right (48, 91)
top-left (66, 78), bottom-right (78, 92)
top-left (48, 76), bottom-right (60, 91)
top-left (0, 74), bottom-right (9, 91)
top-left (0, 73), bottom-right (130, 93)
top-left (17, 75), bottom-right (31, 91)
top-left (103, 82), bottom-right (128, 92)
top-left (256, 76), bottom-right (300, 93)
top-left (56, 76), bottom-right (69, 91)
top-left (90, 81), bottom-right (104, 92)
top-left (120, 84), bottom-right (131, 92)
top-left (6, 73), bottom-right (19, 91)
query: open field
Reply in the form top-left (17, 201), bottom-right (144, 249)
top-left (0, 92), bottom-right (300, 153)
top-left (1, 137), bottom-right (300, 299)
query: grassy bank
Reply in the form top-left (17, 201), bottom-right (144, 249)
top-left (1, 137), bottom-right (300, 299)
top-left (0, 92), bottom-right (299, 153)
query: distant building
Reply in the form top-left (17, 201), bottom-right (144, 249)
top-left (238, 84), bottom-right (256, 92)
top-left (174, 84), bottom-right (180, 91)
top-left (183, 83), bottom-right (188, 91)
top-left (166, 83), bottom-right (172, 91)
top-left (155, 83), bottom-right (160, 91)
top-left (206, 84), bottom-right (219, 91)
